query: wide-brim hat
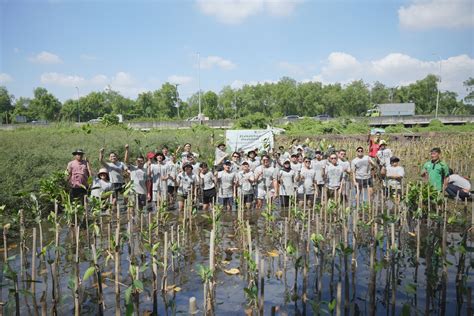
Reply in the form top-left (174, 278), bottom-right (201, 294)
top-left (72, 149), bottom-right (85, 155)
top-left (98, 168), bottom-right (109, 176)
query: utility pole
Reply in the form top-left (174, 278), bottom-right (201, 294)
top-left (197, 52), bottom-right (202, 120)
top-left (174, 83), bottom-right (180, 119)
top-left (433, 53), bottom-right (442, 118)
top-left (75, 86), bottom-right (80, 122)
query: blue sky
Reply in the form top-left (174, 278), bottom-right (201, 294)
top-left (1, 0), bottom-right (473, 101)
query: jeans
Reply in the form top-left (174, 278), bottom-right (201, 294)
top-left (445, 184), bottom-right (471, 200)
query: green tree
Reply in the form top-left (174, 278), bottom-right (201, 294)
top-left (370, 81), bottom-right (390, 105)
top-left (202, 91), bottom-right (219, 119)
top-left (28, 87), bottom-right (62, 121)
top-left (342, 80), bottom-right (370, 116)
top-left (0, 86), bottom-right (14, 123)
top-left (463, 77), bottom-right (474, 105)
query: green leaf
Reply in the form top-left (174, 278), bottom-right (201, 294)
top-left (83, 266), bottom-right (95, 281)
top-left (328, 299), bottom-right (336, 312)
top-left (133, 279), bottom-right (144, 292)
top-left (125, 286), bottom-right (133, 304)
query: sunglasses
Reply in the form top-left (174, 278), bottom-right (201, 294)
top-left (356, 150), bottom-right (363, 152)
top-left (330, 157), bottom-right (337, 160)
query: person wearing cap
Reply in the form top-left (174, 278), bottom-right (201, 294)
top-left (311, 150), bottom-right (326, 198)
top-left (421, 147), bottom-right (450, 191)
top-left (381, 156), bottom-right (405, 197)
top-left (254, 155), bottom-right (278, 209)
top-left (125, 150), bottom-right (148, 211)
top-left (236, 161), bottom-right (255, 209)
top-left (290, 154), bottom-right (302, 173)
top-left (445, 169), bottom-right (471, 200)
top-left (351, 146), bottom-right (377, 197)
top-left (176, 163), bottom-right (198, 212)
top-left (91, 168), bottom-right (113, 200)
top-left (277, 160), bottom-right (297, 208)
top-left (368, 131), bottom-right (382, 158)
top-left (199, 162), bottom-right (217, 211)
top-left (217, 160), bottom-right (237, 211)
top-left (376, 140), bottom-right (392, 168)
top-left (99, 145), bottom-right (128, 202)
top-left (67, 149), bottom-right (92, 203)
top-left (297, 157), bottom-right (317, 208)
top-left (214, 143), bottom-right (228, 171)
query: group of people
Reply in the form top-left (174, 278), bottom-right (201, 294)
top-left (66, 131), bottom-right (472, 213)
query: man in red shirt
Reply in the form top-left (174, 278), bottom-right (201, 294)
top-left (67, 149), bottom-right (91, 204)
top-left (368, 131), bottom-right (381, 158)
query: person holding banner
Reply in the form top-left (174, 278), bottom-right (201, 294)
top-left (254, 155), bottom-right (278, 209)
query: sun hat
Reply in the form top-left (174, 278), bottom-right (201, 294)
top-left (72, 149), bottom-right (85, 155)
top-left (98, 168), bottom-right (109, 176)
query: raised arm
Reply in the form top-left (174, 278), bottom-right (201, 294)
top-left (124, 144), bottom-right (129, 164)
top-left (99, 148), bottom-right (106, 166)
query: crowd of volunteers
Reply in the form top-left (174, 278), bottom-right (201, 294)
top-left (66, 131), bottom-right (472, 211)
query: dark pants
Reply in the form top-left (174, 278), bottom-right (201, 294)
top-left (70, 187), bottom-right (87, 204)
top-left (445, 184), bottom-right (471, 200)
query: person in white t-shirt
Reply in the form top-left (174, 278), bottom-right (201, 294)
top-left (380, 156), bottom-right (405, 198)
top-left (325, 153), bottom-right (344, 200)
top-left (297, 157), bottom-right (317, 208)
top-left (176, 163), bottom-right (198, 212)
top-left (445, 169), bottom-right (471, 200)
top-left (254, 155), bottom-right (278, 209)
top-left (351, 146), bottom-right (377, 197)
top-left (236, 161), bottom-right (255, 209)
top-left (100, 146), bottom-right (128, 204)
top-left (217, 160), bottom-right (237, 211)
top-left (376, 140), bottom-right (393, 168)
top-left (126, 154), bottom-right (148, 210)
top-left (277, 160), bottom-right (297, 207)
top-left (199, 162), bottom-right (216, 211)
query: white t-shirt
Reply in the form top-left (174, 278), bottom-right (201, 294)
top-left (166, 161), bottom-right (177, 187)
top-left (217, 171), bottom-right (236, 198)
top-left (311, 159), bottom-right (326, 185)
top-left (278, 169), bottom-right (296, 196)
top-left (177, 172), bottom-right (197, 195)
top-left (128, 165), bottom-right (147, 195)
top-left (200, 172), bottom-right (216, 190)
top-left (338, 159), bottom-right (351, 181)
top-left (351, 156), bottom-right (371, 180)
top-left (385, 166), bottom-right (405, 189)
top-left (254, 165), bottom-right (278, 191)
top-left (448, 174), bottom-right (471, 190)
top-left (237, 171), bottom-right (255, 195)
top-left (326, 163), bottom-right (344, 189)
top-left (150, 163), bottom-right (168, 193)
top-left (91, 178), bottom-right (113, 198)
top-left (103, 161), bottom-right (126, 184)
top-left (297, 167), bottom-right (316, 195)
top-left (245, 158), bottom-right (260, 172)
top-left (377, 148), bottom-right (393, 167)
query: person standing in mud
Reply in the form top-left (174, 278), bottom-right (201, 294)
top-left (67, 149), bottom-right (92, 204)
top-left (100, 146), bottom-right (128, 205)
top-left (421, 147), bottom-right (450, 192)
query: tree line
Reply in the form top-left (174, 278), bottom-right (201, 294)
top-left (1, 74), bottom-right (473, 124)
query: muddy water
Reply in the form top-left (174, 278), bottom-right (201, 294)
top-left (1, 193), bottom-right (473, 315)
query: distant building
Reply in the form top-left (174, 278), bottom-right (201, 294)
top-left (15, 115), bottom-right (27, 123)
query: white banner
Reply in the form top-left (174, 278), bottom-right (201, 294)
top-left (225, 130), bottom-right (274, 153)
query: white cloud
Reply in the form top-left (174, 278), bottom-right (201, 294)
top-left (28, 51), bottom-right (63, 64)
top-left (196, 0), bottom-right (302, 24)
top-left (0, 73), bottom-right (13, 84)
top-left (200, 55), bottom-right (236, 70)
top-left (168, 75), bottom-right (194, 85)
top-left (39, 71), bottom-right (147, 98)
top-left (308, 52), bottom-right (474, 97)
top-left (40, 73), bottom-right (86, 87)
top-left (399, 0), bottom-right (474, 30)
